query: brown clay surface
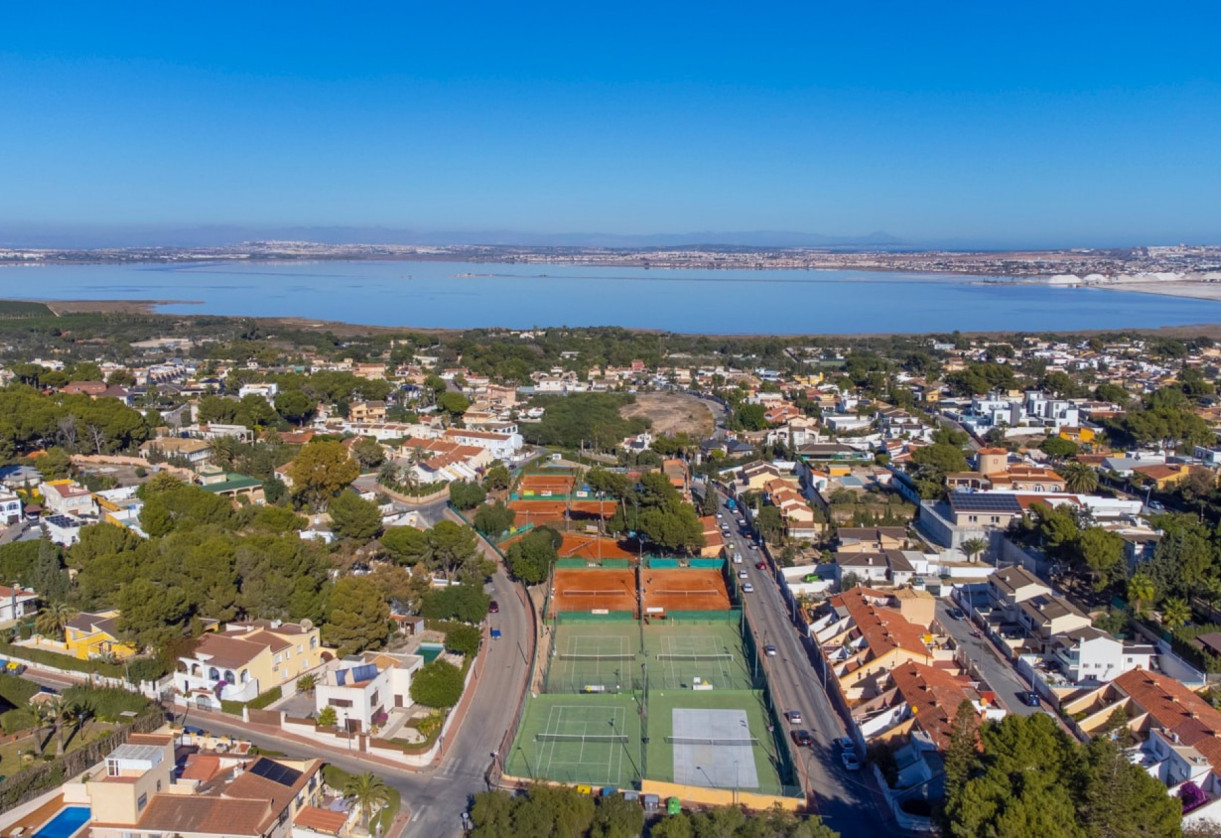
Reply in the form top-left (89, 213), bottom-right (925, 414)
top-left (551, 568), bottom-right (638, 615)
top-left (641, 568), bottom-right (731, 612)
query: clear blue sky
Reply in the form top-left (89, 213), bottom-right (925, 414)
top-left (3, 2), bottom-right (1220, 246)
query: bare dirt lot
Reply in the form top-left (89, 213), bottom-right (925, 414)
top-left (620, 392), bottom-right (716, 438)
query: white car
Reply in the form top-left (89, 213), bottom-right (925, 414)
top-left (741, 582), bottom-right (755, 593)
top-left (738, 569), bottom-right (749, 579)
top-left (733, 552), bottom-right (743, 564)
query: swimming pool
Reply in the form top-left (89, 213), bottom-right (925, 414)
top-left (420, 643), bottom-right (444, 663)
top-left (33, 806), bottom-right (90, 838)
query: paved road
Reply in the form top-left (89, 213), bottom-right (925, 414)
top-left (934, 598), bottom-right (1039, 717)
top-left (715, 491), bottom-right (891, 836)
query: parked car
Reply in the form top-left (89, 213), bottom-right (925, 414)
top-left (841, 750), bottom-right (861, 771)
top-left (791, 729), bottom-right (813, 747)
top-left (1019, 690), bottom-right (1040, 707)
top-left (948, 608), bottom-right (964, 621)
top-left (764, 643), bottom-right (777, 657)
top-left (488, 600), bottom-right (500, 614)
top-left (834, 736), bottom-right (854, 753)
top-left (787, 709), bottom-right (803, 725)
top-left (755, 561), bottom-right (767, 570)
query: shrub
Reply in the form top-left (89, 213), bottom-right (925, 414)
top-left (409, 660), bottom-right (464, 709)
top-left (443, 624), bottom-right (482, 657)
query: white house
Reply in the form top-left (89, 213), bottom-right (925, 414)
top-left (315, 651), bottom-right (424, 734)
top-left (442, 428), bottom-right (524, 461)
top-left (0, 489), bottom-right (22, 525)
top-left (0, 584), bottom-right (37, 623)
top-left (1049, 626), bottom-right (1155, 685)
top-left (238, 382), bottom-right (279, 401)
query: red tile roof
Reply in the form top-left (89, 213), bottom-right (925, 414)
top-left (889, 661), bottom-right (978, 751)
top-left (1114, 668), bottom-right (1221, 770)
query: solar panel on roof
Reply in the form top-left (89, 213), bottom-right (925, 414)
top-left (949, 493), bottom-right (1022, 513)
top-left (249, 757), bottom-right (302, 786)
top-left (350, 663), bottom-right (380, 683)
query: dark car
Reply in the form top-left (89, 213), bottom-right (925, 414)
top-left (791, 729), bottom-right (813, 747)
top-left (1020, 690), bottom-right (1040, 707)
top-left (488, 600), bottom-right (500, 614)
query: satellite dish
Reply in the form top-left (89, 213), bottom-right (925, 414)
top-left (300, 618), bottom-right (313, 631)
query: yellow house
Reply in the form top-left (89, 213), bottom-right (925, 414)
top-left (64, 610), bottom-right (138, 661)
top-left (1131, 463), bottom-right (1198, 490)
top-left (1059, 426), bottom-right (1096, 444)
top-left (176, 620), bottom-right (326, 705)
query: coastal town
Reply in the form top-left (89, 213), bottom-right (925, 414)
top-left (0, 308), bottom-right (1217, 836)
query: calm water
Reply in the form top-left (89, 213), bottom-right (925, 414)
top-left (2, 260), bottom-right (1218, 334)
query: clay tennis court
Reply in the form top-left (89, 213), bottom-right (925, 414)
top-left (518, 473), bottom-right (577, 494)
top-left (557, 534), bottom-right (635, 560)
top-left (508, 498), bottom-right (619, 526)
top-left (641, 568), bottom-right (731, 612)
top-left (551, 568), bottom-right (639, 616)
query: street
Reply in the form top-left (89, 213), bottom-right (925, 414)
top-left (934, 598), bottom-right (1039, 717)
top-left (715, 490), bottom-right (892, 836)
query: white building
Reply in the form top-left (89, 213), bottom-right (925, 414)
top-left (442, 428), bottom-right (524, 461)
top-left (315, 651), bottom-right (424, 734)
top-left (1049, 626), bottom-right (1155, 685)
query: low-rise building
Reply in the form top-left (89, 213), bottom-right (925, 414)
top-left (314, 650), bottom-right (424, 734)
top-left (177, 620), bottom-right (324, 707)
top-left (64, 610), bottom-right (138, 661)
top-left (41, 479), bottom-right (97, 518)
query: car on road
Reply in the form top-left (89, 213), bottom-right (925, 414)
top-left (488, 600), bottom-right (499, 614)
top-left (738, 569), bottom-right (749, 579)
top-left (834, 736), bottom-right (854, 753)
top-left (732, 552), bottom-right (742, 564)
top-left (764, 643), bottom-right (777, 657)
top-left (948, 608), bottom-right (964, 621)
top-left (755, 561), bottom-right (767, 570)
top-left (741, 582), bottom-right (754, 593)
top-left (791, 729), bottom-right (813, 747)
top-left (1019, 690), bottom-right (1040, 707)
top-left (716, 512), bottom-right (723, 518)
top-left (748, 543), bottom-right (758, 551)
top-left (841, 750), bottom-right (861, 771)
top-left (787, 709), bottom-right (803, 725)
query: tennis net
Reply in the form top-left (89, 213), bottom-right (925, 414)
top-left (558, 653), bottom-right (635, 661)
top-left (666, 736), bottom-right (759, 747)
top-left (655, 653), bottom-right (734, 662)
top-left (536, 733), bottom-right (630, 744)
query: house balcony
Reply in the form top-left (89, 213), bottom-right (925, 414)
top-left (178, 670), bottom-right (260, 703)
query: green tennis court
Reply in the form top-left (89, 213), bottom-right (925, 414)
top-left (643, 621), bottom-right (758, 691)
top-left (646, 689), bottom-right (790, 796)
top-left (506, 693), bottom-right (644, 787)
top-left (545, 622), bottom-right (644, 694)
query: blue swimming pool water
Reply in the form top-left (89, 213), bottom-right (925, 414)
top-left (420, 643), bottom-right (444, 663)
top-left (33, 806), bottom-right (90, 838)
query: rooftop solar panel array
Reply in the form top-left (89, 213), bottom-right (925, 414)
top-left (948, 493), bottom-right (1022, 514)
top-left (249, 757), bottom-right (302, 786)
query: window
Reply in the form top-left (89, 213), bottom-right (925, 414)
top-left (310, 636), bottom-right (318, 649)
top-left (968, 515), bottom-right (978, 523)
top-left (298, 644), bottom-right (304, 654)
top-left (990, 516), bottom-right (1000, 524)
top-left (156, 780), bottom-right (162, 792)
top-left (328, 698), bottom-right (353, 708)
top-left (275, 653), bottom-right (283, 664)
top-left (137, 792), bottom-right (148, 811)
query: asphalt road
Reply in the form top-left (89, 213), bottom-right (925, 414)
top-left (715, 491), bottom-right (891, 836)
top-left (933, 598), bottom-right (1039, 717)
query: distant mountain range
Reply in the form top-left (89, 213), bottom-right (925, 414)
top-left (0, 223), bottom-right (908, 250)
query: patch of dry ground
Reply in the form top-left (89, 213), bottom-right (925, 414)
top-left (621, 392), bottom-right (715, 438)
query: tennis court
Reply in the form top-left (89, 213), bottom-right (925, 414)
top-left (557, 533), bottom-right (636, 560)
top-left (641, 568), bottom-right (731, 613)
top-left (546, 622), bottom-right (644, 694)
top-left (551, 567), bottom-right (638, 616)
top-left (506, 693), bottom-right (643, 787)
top-left (519, 472), bottom-right (578, 494)
top-left (646, 689), bottom-right (789, 796)
top-left (643, 621), bottom-right (757, 691)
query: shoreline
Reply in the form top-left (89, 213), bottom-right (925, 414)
top-left (1091, 280), bottom-right (1221, 303)
top-left (19, 297), bottom-right (1221, 342)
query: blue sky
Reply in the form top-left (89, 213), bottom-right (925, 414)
top-left (2, 2), bottom-right (1220, 247)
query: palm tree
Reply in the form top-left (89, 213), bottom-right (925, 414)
top-left (1127, 573), bottom-right (1156, 617)
top-left (961, 537), bottom-right (988, 564)
top-left (31, 699), bottom-right (57, 755)
top-left (296, 673), bottom-right (317, 694)
top-left (343, 772), bottom-right (392, 830)
top-left (1162, 597), bottom-right (1191, 631)
top-left (1059, 463), bottom-right (1099, 495)
top-left (34, 602), bottom-right (77, 641)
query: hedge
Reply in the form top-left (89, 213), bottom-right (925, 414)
top-left (221, 685), bottom-right (283, 716)
top-left (0, 639), bottom-right (126, 678)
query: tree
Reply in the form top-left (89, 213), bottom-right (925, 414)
top-left (1039, 436), bottom-right (1079, 460)
top-left (428, 520), bottom-right (482, 581)
top-left (381, 526), bottom-right (432, 566)
top-left (943, 700), bottom-right (979, 808)
top-left (34, 602), bottom-right (77, 641)
top-left (287, 440), bottom-right (360, 509)
top-left (436, 391), bottom-right (471, 417)
top-left (449, 480), bottom-right (487, 510)
top-left (756, 506), bottom-right (785, 544)
top-left (1080, 736), bottom-right (1182, 838)
top-left (473, 501), bottom-right (516, 537)
top-left (443, 624), bottom-right (482, 657)
top-left (961, 537), bottom-right (988, 564)
top-left (328, 490), bottom-right (382, 541)
top-left (410, 659), bottom-right (464, 708)
top-left (589, 791), bottom-right (645, 838)
top-left (30, 537), bottom-right (69, 604)
top-left (1074, 526), bottom-right (1125, 591)
top-left (274, 389), bottom-right (315, 426)
top-left (351, 436), bottom-right (387, 469)
top-left (296, 673), bottom-right (317, 694)
top-left (1127, 572), bottom-right (1155, 616)
top-left (324, 577), bottom-right (390, 656)
top-left (316, 706), bottom-right (337, 727)
top-left (1059, 462), bottom-right (1099, 494)
top-left (420, 582), bottom-right (490, 623)
top-left (343, 772), bottom-right (393, 831)
top-left (506, 529), bottom-right (558, 584)
top-left (483, 463), bottom-right (512, 491)
top-left (1162, 596), bottom-right (1191, 630)
top-left (117, 578), bottom-right (190, 651)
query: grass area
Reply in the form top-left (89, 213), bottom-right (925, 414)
top-left (0, 719), bottom-right (120, 776)
top-left (0, 300), bottom-right (53, 317)
top-left (321, 764), bottom-right (401, 833)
